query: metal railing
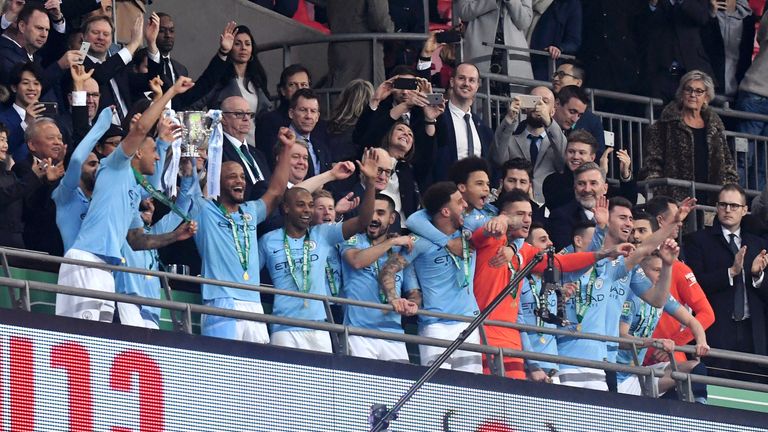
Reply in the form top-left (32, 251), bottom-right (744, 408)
top-left (2, 247), bottom-right (768, 400)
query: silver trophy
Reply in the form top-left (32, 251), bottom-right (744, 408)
top-left (176, 111), bottom-right (213, 158)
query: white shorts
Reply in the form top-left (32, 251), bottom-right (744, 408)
top-left (556, 367), bottom-right (608, 391)
top-left (419, 322), bottom-right (482, 373)
top-left (618, 362), bottom-right (668, 396)
top-left (271, 329), bottom-right (332, 353)
top-left (202, 299), bottom-right (269, 344)
top-left (116, 303), bottom-right (160, 330)
top-left (56, 249), bottom-right (115, 322)
top-left (348, 335), bottom-right (409, 362)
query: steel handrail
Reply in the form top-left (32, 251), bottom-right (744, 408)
top-left (2, 247), bottom-right (767, 368)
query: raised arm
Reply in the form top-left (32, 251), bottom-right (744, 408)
top-left (343, 235), bottom-right (413, 270)
top-left (340, 149), bottom-right (378, 239)
top-left (261, 127), bottom-right (295, 214)
top-left (59, 106), bottom-right (113, 193)
top-left (127, 219), bottom-right (197, 251)
top-left (121, 77), bottom-right (194, 157)
top-left (625, 197), bottom-right (695, 270)
top-left (295, 161), bottom-right (356, 193)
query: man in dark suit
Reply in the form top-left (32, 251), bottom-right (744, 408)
top-left (644, 0), bottom-right (714, 101)
top-left (79, 13), bottom-right (151, 123)
top-left (287, 88), bottom-right (331, 178)
top-left (220, 96), bottom-right (272, 201)
top-left (144, 12), bottom-right (188, 94)
top-left (684, 183), bottom-right (768, 380)
top-left (547, 161), bottom-right (607, 251)
top-left (427, 62), bottom-right (493, 185)
top-left (551, 61), bottom-right (607, 157)
top-left (253, 63), bottom-right (311, 164)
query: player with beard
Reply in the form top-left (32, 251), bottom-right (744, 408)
top-left (53, 106), bottom-right (113, 252)
top-left (56, 78), bottom-right (198, 322)
top-left (556, 196), bottom-right (695, 390)
top-left (340, 193), bottom-right (420, 361)
top-left (188, 127), bottom-right (297, 342)
top-left (260, 149), bottom-right (380, 352)
top-left (471, 190), bottom-right (632, 379)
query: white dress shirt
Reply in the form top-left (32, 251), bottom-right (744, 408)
top-left (448, 101), bottom-right (482, 159)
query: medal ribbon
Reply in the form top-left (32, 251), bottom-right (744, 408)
top-left (284, 229), bottom-right (311, 293)
top-left (445, 234), bottom-right (471, 293)
top-left (133, 168), bottom-right (191, 222)
top-left (526, 275), bottom-right (545, 328)
top-left (216, 203), bottom-right (250, 276)
top-left (325, 260), bottom-right (338, 296)
top-left (575, 266), bottom-right (598, 324)
top-left (637, 302), bottom-right (660, 338)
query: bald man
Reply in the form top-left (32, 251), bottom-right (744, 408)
top-left (221, 96), bottom-right (273, 200)
top-left (491, 86), bottom-right (567, 203)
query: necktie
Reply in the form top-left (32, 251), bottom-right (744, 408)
top-left (161, 57), bottom-right (175, 83)
top-left (240, 143), bottom-right (263, 182)
top-left (728, 233), bottom-right (747, 320)
top-left (305, 137), bottom-right (320, 176)
top-left (528, 134), bottom-right (541, 165)
top-left (463, 113), bottom-right (475, 158)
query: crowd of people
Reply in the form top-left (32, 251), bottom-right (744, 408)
top-left (0, 0), bottom-right (767, 398)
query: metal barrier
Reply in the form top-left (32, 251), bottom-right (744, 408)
top-left (2, 247), bottom-right (768, 400)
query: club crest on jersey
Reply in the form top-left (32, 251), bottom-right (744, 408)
top-left (308, 240), bottom-right (317, 251)
top-left (243, 212), bottom-right (253, 222)
top-left (619, 275), bottom-right (630, 283)
top-left (595, 278), bottom-right (604, 289)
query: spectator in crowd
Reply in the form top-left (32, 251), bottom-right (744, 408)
top-left (0, 121), bottom-right (61, 249)
top-left (80, 13), bottom-right (153, 123)
top-left (0, 61), bottom-right (46, 161)
top-left (701, 0), bottom-right (754, 98)
top-left (430, 63), bottom-right (495, 186)
top-left (735, 11), bottom-right (768, 191)
top-left (0, 3), bottom-right (76, 93)
top-left (261, 150), bottom-right (379, 352)
top-left (551, 62), bottom-right (606, 156)
top-left (633, 197), bottom-right (716, 368)
top-left (642, 70), bottom-right (738, 203)
top-left (578, 1), bottom-right (645, 96)
top-left (327, 78), bottom-right (373, 163)
top-left (340, 193), bottom-right (421, 361)
top-left (94, 123), bottom-right (123, 158)
top-left (254, 64), bottom-right (311, 162)
top-left (384, 0), bottom-right (426, 75)
top-left (326, 0), bottom-right (394, 86)
top-left (684, 183), bottom-right (768, 380)
top-left (288, 88), bottom-right (331, 178)
top-left (144, 12), bottom-right (188, 94)
top-left (546, 162), bottom-right (605, 251)
top-left (59, 65), bottom-right (100, 149)
top-left (331, 147), bottom-right (396, 224)
top-left (55, 78), bottom-right (197, 322)
top-left (552, 85), bottom-right (587, 137)
top-left (643, 0), bottom-right (714, 101)
top-left (379, 120), bottom-right (435, 228)
top-left (189, 128), bottom-right (295, 342)
top-left (492, 86), bottom-right (566, 203)
top-left (543, 130), bottom-right (636, 212)
top-left (495, 157), bottom-right (545, 222)
top-left (527, 0), bottom-right (582, 82)
top-left (192, 25), bottom-right (271, 145)
top-left (220, 96), bottom-right (272, 201)
top-left (456, 0), bottom-right (533, 80)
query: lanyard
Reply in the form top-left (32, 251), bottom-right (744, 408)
top-left (132, 168), bottom-right (191, 222)
top-left (575, 266), bottom-right (598, 324)
top-left (283, 229), bottom-right (312, 295)
top-left (445, 234), bottom-right (471, 293)
top-left (216, 202), bottom-right (250, 280)
top-left (526, 275), bottom-right (545, 328)
top-left (325, 259), bottom-right (338, 296)
top-left (636, 302), bottom-right (659, 338)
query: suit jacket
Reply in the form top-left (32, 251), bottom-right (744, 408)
top-left (0, 106), bottom-right (25, 161)
top-left (12, 155), bottom-right (63, 256)
top-left (145, 54), bottom-right (189, 93)
top-left (0, 35), bottom-right (66, 99)
top-left (81, 52), bottom-right (138, 121)
top-left (683, 224), bottom-right (768, 356)
top-left (529, 0), bottom-right (582, 81)
top-left (493, 117), bottom-right (566, 203)
top-left (546, 198), bottom-right (593, 251)
top-left (455, 0), bottom-right (533, 78)
top-left (293, 126), bottom-right (333, 178)
top-left (573, 110), bottom-right (606, 157)
top-left (221, 135), bottom-right (272, 201)
top-left (424, 109), bottom-right (494, 185)
top-left (254, 104), bottom-right (291, 165)
top-left (542, 169), bottom-right (638, 212)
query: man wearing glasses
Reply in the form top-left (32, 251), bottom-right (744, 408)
top-left (684, 183), bottom-right (768, 380)
top-left (221, 95), bottom-right (272, 200)
top-left (550, 61), bottom-right (606, 158)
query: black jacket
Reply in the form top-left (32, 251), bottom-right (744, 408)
top-left (12, 156), bottom-right (62, 256)
top-left (221, 135), bottom-right (272, 201)
top-left (0, 168), bottom-right (42, 249)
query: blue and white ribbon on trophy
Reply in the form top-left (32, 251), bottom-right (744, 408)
top-left (206, 109), bottom-right (224, 199)
top-left (162, 108), bottom-right (183, 197)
